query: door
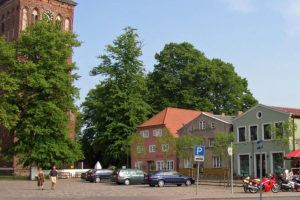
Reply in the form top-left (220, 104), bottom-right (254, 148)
top-left (256, 154), bottom-right (266, 178)
top-left (148, 161), bottom-right (154, 173)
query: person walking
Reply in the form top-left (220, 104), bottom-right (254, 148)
top-left (37, 168), bottom-right (45, 190)
top-left (49, 166), bottom-right (58, 190)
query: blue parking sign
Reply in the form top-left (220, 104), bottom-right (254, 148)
top-left (194, 146), bottom-right (205, 156)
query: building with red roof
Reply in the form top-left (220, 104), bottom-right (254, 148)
top-left (131, 107), bottom-right (203, 172)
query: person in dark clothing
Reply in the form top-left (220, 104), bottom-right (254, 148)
top-left (37, 168), bottom-right (45, 190)
top-left (49, 166), bottom-right (58, 190)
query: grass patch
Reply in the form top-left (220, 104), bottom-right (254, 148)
top-left (0, 175), bottom-right (29, 180)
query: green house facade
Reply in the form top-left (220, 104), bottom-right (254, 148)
top-left (233, 104), bottom-right (300, 178)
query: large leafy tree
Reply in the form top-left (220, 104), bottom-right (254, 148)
top-left (0, 20), bottom-right (83, 168)
top-left (81, 27), bottom-right (151, 167)
top-left (147, 42), bottom-right (257, 114)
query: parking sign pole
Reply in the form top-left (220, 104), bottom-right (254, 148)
top-left (230, 142), bottom-right (233, 194)
top-left (196, 161), bottom-right (199, 195)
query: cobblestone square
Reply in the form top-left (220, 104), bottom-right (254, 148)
top-left (1, 179), bottom-right (300, 200)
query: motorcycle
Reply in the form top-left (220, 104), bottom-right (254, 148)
top-left (276, 173), bottom-right (300, 192)
top-left (243, 177), bottom-right (259, 193)
top-left (243, 175), bottom-right (279, 193)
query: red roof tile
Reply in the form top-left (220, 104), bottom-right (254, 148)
top-left (271, 106), bottom-right (300, 117)
top-left (139, 107), bottom-right (203, 138)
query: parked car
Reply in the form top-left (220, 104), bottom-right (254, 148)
top-left (81, 170), bottom-right (92, 180)
top-left (148, 170), bottom-right (194, 187)
top-left (111, 169), bottom-right (147, 185)
top-left (86, 169), bottom-right (113, 183)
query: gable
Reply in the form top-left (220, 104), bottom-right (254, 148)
top-left (233, 104), bottom-right (290, 125)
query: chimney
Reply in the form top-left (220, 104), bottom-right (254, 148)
top-left (236, 111), bottom-right (243, 116)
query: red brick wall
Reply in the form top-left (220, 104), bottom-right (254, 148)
top-left (0, 0), bottom-right (76, 173)
top-left (131, 125), bottom-right (178, 172)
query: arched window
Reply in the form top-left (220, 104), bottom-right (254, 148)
top-left (55, 15), bottom-right (62, 21)
top-left (22, 8), bottom-right (28, 30)
top-left (64, 18), bottom-right (70, 31)
top-left (32, 9), bottom-right (39, 23)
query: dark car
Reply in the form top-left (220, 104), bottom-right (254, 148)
top-left (81, 170), bottom-right (92, 180)
top-left (86, 169), bottom-right (113, 183)
top-left (148, 170), bottom-right (194, 187)
top-left (110, 169), bottom-right (147, 185)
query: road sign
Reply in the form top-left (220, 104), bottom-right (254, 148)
top-left (257, 140), bottom-right (263, 150)
top-left (227, 147), bottom-right (233, 156)
top-left (194, 145), bottom-right (205, 162)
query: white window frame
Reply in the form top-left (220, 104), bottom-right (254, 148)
top-left (254, 152), bottom-right (267, 178)
top-left (135, 161), bottom-right (143, 170)
top-left (209, 138), bottom-right (215, 147)
top-left (149, 145), bottom-right (156, 153)
top-left (213, 156), bottom-right (221, 168)
top-left (156, 160), bottom-right (164, 171)
top-left (183, 158), bottom-right (192, 168)
top-left (248, 124), bottom-right (258, 142)
top-left (137, 145), bottom-right (143, 154)
top-left (140, 130), bottom-right (149, 138)
top-left (200, 121), bottom-right (206, 130)
top-left (270, 151), bottom-right (285, 174)
top-left (262, 123), bottom-right (272, 141)
top-left (153, 129), bottom-right (162, 137)
top-left (162, 144), bottom-right (169, 152)
top-left (166, 160), bottom-right (174, 170)
top-left (238, 153), bottom-right (251, 175)
top-left (237, 126), bottom-right (246, 142)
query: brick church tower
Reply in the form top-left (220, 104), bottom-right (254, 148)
top-left (0, 0), bottom-right (77, 175)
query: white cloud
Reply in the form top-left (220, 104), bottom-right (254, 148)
top-left (224, 0), bottom-right (256, 13)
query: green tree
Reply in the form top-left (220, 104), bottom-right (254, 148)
top-left (176, 134), bottom-right (204, 176)
top-left (157, 128), bottom-right (177, 168)
top-left (129, 134), bottom-right (146, 166)
top-left (0, 37), bottom-right (19, 130)
top-left (147, 42), bottom-right (257, 115)
top-left (270, 120), bottom-right (297, 151)
top-left (212, 132), bottom-right (235, 185)
top-left (0, 20), bottom-right (83, 168)
top-left (81, 27), bottom-right (151, 167)
top-left (270, 120), bottom-right (297, 170)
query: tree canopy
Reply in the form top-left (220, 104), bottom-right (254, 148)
top-left (81, 27), bottom-right (151, 167)
top-left (0, 20), bottom-right (83, 168)
top-left (147, 42), bottom-right (257, 115)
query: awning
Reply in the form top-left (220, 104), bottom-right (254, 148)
top-left (284, 148), bottom-right (300, 160)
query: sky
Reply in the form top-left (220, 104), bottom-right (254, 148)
top-left (72, 0), bottom-right (300, 109)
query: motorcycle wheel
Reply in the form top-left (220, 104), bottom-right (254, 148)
top-left (249, 187), bottom-right (258, 193)
top-left (271, 185), bottom-right (279, 193)
top-left (243, 183), bottom-right (248, 193)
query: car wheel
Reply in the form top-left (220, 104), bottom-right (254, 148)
top-left (177, 184), bottom-right (182, 186)
top-left (124, 179), bottom-right (130, 185)
top-left (95, 177), bottom-right (101, 183)
top-left (149, 184), bottom-right (155, 187)
top-left (185, 180), bottom-right (192, 186)
top-left (158, 180), bottom-right (165, 187)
